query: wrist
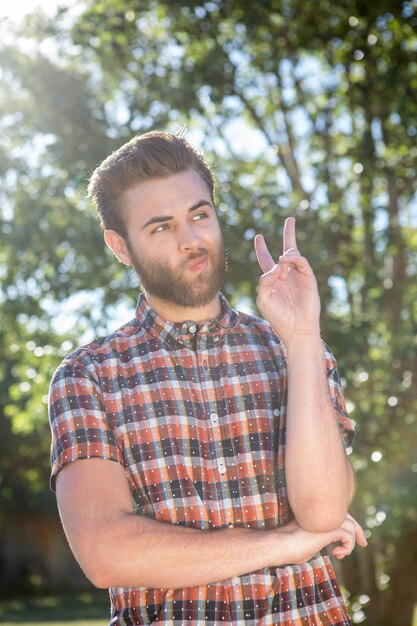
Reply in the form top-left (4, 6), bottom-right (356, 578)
top-left (267, 523), bottom-right (300, 567)
top-left (280, 328), bottom-right (322, 353)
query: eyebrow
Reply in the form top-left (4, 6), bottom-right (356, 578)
top-left (141, 199), bottom-right (214, 230)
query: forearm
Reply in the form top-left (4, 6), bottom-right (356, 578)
top-left (84, 514), bottom-right (277, 589)
top-left (68, 511), bottom-right (362, 590)
top-left (57, 461), bottom-right (279, 589)
top-left (285, 333), bottom-right (354, 531)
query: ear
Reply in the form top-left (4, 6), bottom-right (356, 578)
top-left (104, 230), bottom-right (132, 266)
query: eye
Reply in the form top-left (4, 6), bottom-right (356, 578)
top-left (151, 223), bottom-right (170, 234)
top-left (192, 211), bottom-right (209, 221)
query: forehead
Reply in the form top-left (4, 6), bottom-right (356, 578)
top-left (121, 169), bottom-right (212, 226)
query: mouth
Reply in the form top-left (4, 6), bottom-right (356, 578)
top-left (187, 254), bottom-right (209, 272)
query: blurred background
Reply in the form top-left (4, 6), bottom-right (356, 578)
top-left (0, 1), bottom-right (416, 625)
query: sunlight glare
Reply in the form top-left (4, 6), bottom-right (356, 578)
top-left (0, 0), bottom-right (67, 22)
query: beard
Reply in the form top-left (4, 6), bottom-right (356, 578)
top-left (127, 238), bottom-right (226, 309)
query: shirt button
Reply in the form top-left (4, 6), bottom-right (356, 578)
top-left (218, 463), bottom-right (226, 475)
top-left (273, 408), bottom-right (280, 416)
top-left (189, 323), bottom-right (197, 334)
top-left (210, 412), bottom-right (218, 422)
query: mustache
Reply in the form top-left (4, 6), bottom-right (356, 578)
top-left (187, 248), bottom-right (208, 259)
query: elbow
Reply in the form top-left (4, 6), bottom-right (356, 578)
top-left (82, 557), bottom-right (119, 589)
top-left (84, 564), bottom-right (113, 589)
top-left (74, 540), bottom-right (120, 589)
top-left (290, 499), bottom-right (350, 533)
top-left (86, 575), bottom-right (109, 590)
top-left (299, 510), bottom-right (348, 533)
top-left (78, 559), bottom-right (109, 589)
top-left (290, 469), bottom-right (355, 533)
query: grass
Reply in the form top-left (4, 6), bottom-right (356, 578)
top-left (0, 590), bottom-right (110, 625)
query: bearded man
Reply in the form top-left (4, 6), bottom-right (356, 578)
top-left (49, 131), bottom-right (366, 626)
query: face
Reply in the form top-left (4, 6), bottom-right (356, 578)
top-left (111, 169), bottom-right (226, 311)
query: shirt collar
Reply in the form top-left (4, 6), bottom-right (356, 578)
top-left (135, 292), bottom-right (238, 346)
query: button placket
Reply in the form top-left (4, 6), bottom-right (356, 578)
top-left (195, 333), bottom-right (229, 517)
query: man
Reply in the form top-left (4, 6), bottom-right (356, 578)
top-left (49, 131), bottom-right (367, 625)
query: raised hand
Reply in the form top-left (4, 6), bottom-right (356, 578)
top-left (254, 217), bottom-right (321, 345)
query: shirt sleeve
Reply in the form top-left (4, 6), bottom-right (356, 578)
top-left (323, 342), bottom-right (355, 449)
top-left (48, 353), bottom-right (124, 492)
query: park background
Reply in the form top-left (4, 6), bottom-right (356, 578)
top-left (0, 0), bottom-right (416, 624)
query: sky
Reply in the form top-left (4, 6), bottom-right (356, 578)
top-left (0, 0), bottom-right (64, 21)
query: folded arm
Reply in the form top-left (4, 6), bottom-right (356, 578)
top-left (56, 458), bottom-right (364, 589)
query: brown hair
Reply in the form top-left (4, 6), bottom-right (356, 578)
top-left (87, 130), bottom-right (216, 238)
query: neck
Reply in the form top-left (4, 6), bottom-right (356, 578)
top-left (145, 292), bottom-right (222, 324)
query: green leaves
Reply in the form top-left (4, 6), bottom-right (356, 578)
top-left (0, 0), bottom-right (416, 612)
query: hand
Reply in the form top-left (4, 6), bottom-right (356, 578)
top-left (275, 514), bottom-right (367, 566)
top-left (331, 513), bottom-right (368, 560)
top-left (254, 217), bottom-right (321, 344)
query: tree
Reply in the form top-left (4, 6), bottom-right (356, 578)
top-left (0, 1), bottom-right (416, 622)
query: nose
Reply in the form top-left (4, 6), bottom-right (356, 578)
top-left (177, 222), bottom-right (201, 253)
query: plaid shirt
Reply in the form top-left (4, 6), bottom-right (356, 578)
top-left (49, 293), bottom-right (354, 626)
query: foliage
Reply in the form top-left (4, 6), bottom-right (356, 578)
top-left (0, 1), bottom-right (416, 622)
top-left (0, 589), bottom-right (109, 623)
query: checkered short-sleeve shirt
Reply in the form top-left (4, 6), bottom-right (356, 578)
top-left (49, 294), bottom-right (355, 626)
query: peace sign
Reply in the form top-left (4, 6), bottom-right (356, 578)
top-left (254, 217), bottom-right (321, 345)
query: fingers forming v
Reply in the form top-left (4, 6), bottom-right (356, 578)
top-left (255, 216), bottom-right (298, 273)
top-left (283, 217), bottom-right (297, 255)
top-left (254, 234), bottom-right (275, 274)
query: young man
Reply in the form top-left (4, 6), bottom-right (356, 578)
top-left (49, 131), bottom-right (366, 625)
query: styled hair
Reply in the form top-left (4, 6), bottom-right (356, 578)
top-left (87, 130), bottom-right (216, 238)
